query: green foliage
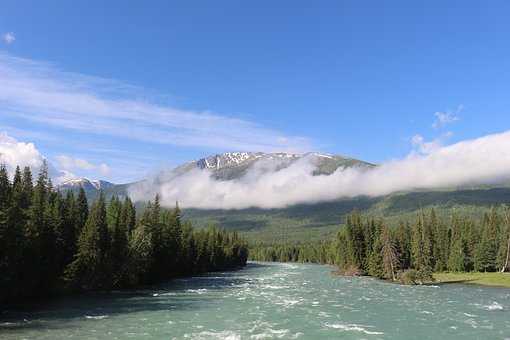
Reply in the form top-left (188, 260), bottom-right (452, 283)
top-left (253, 207), bottom-right (510, 284)
top-left (66, 193), bottom-right (112, 290)
top-left (474, 210), bottom-right (500, 272)
top-left (448, 237), bottom-right (467, 272)
top-left (249, 241), bottom-right (335, 264)
top-left (0, 165), bottom-right (248, 304)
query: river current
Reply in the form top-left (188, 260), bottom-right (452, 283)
top-left (1, 262), bottom-right (510, 339)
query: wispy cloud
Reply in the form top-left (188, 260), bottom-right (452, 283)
top-left (411, 131), bottom-right (453, 155)
top-left (432, 105), bottom-right (462, 129)
top-left (1, 32), bottom-right (15, 45)
top-left (56, 155), bottom-right (111, 175)
top-left (0, 53), bottom-right (312, 152)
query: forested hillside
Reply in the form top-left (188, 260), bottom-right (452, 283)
top-left (250, 209), bottom-right (510, 284)
top-left (187, 188), bottom-right (510, 243)
top-left (0, 163), bottom-right (248, 304)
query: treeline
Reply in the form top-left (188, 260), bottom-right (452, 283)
top-left (250, 208), bottom-right (510, 284)
top-left (336, 209), bottom-right (510, 282)
top-left (249, 241), bottom-right (334, 264)
top-left (0, 163), bottom-right (248, 304)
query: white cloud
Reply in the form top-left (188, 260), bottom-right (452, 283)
top-left (0, 132), bottom-right (110, 184)
top-left (129, 130), bottom-right (510, 209)
top-left (0, 132), bottom-right (45, 174)
top-left (56, 169), bottom-right (80, 183)
top-left (56, 155), bottom-right (111, 175)
top-left (2, 32), bottom-right (15, 45)
top-left (432, 105), bottom-right (462, 129)
top-left (0, 52), bottom-right (312, 152)
top-left (56, 155), bottom-right (94, 170)
top-left (411, 131), bottom-right (452, 155)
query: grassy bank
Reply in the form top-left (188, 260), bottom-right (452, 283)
top-left (433, 272), bottom-right (510, 288)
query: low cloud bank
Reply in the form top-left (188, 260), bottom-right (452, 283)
top-left (128, 130), bottom-right (510, 210)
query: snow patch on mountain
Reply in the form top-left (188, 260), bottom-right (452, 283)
top-left (58, 178), bottom-right (114, 191)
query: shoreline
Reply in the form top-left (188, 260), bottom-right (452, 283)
top-left (330, 265), bottom-right (510, 288)
top-left (433, 272), bottom-right (510, 288)
top-left (0, 264), bottom-right (248, 311)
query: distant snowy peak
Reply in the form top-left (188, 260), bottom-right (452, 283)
top-left (91, 180), bottom-right (115, 190)
top-left (58, 178), bottom-right (114, 191)
top-left (195, 151), bottom-right (367, 171)
top-left (195, 152), bottom-right (314, 170)
top-left (197, 152), bottom-right (263, 170)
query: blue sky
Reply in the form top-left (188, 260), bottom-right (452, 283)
top-left (1, 1), bottom-right (510, 183)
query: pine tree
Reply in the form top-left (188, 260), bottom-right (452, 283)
top-left (367, 232), bottom-right (384, 278)
top-left (411, 214), bottom-right (424, 270)
top-left (66, 192), bottom-right (112, 290)
top-left (474, 210), bottom-right (499, 272)
top-left (448, 237), bottom-right (467, 272)
top-left (395, 222), bottom-right (411, 270)
top-left (108, 196), bottom-right (129, 286)
top-left (120, 197), bottom-right (136, 237)
top-left (381, 224), bottom-right (398, 281)
top-left (345, 212), bottom-right (366, 271)
top-left (20, 166), bottom-right (33, 209)
top-left (180, 221), bottom-right (197, 274)
top-left (12, 166), bottom-right (33, 299)
top-left (50, 192), bottom-right (67, 283)
top-left (496, 208), bottom-right (510, 272)
top-left (432, 211), bottom-right (448, 271)
top-left (335, 230), bottom-right (351, 270)
top-left (25, 161), bottom-right (57, 294)
top-left (0, 165), bottom-right (13, 299)
top-left (76, 187), bottom-right (88, 233)
top-left (162, 202), bottom-right (183, 275)
top-left (2, 167), bottom-right (27, 299)
top-left (128, 223), bottom-right (153, 285)
top-left (61, 191), bottom-right (78, 266)
top-left (0, 165), bottom-right (11, 251)
top-left (411, 213), bottom-right (433, 280)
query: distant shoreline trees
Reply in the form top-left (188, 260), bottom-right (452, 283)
top-left (0, 163), bottom-right (248, 304)
top-left (250, 208), bottom-right (510, 284)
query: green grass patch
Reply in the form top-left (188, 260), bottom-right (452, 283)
top-left (433, 272), bottom-right (510, 288)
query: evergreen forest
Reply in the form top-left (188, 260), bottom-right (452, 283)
top-left (0, 163), bottom-right (248, 304)
top-left (250, 209), bottom-right (510, 284)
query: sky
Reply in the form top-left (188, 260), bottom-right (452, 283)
top-left (1, 1), bottom-right (510, 183)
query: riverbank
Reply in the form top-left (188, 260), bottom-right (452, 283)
top-left (434, 272), bottom-right (510, 288)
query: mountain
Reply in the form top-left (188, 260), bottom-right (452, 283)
top-left (56, 151), bottom-right (510, 243)
top-left (199, 151), bottom-right (375, 179)
top-left (57, 178), bottom-right (115, 200)
top-left (58, 151), bottom-right (374, 197)
top-left (159, 151), bottom-right (375, 181)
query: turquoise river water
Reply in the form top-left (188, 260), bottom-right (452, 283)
top-left (1, 262), bottom-right (510, 339)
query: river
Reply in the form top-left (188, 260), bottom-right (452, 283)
top-left (1, 262), bottom-right (510, 339)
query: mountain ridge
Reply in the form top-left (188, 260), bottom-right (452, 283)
top-left (58, 151), bottom-right (375, 190)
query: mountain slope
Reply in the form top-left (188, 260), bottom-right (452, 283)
top-left (57, 152), bottom-right (510, 243)
top-left (58, 151), bottom-right (374, 196)
top-left (58, 178), bottom-right (115, 201)
top-left (184, 187), bottom-right (510, 242)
